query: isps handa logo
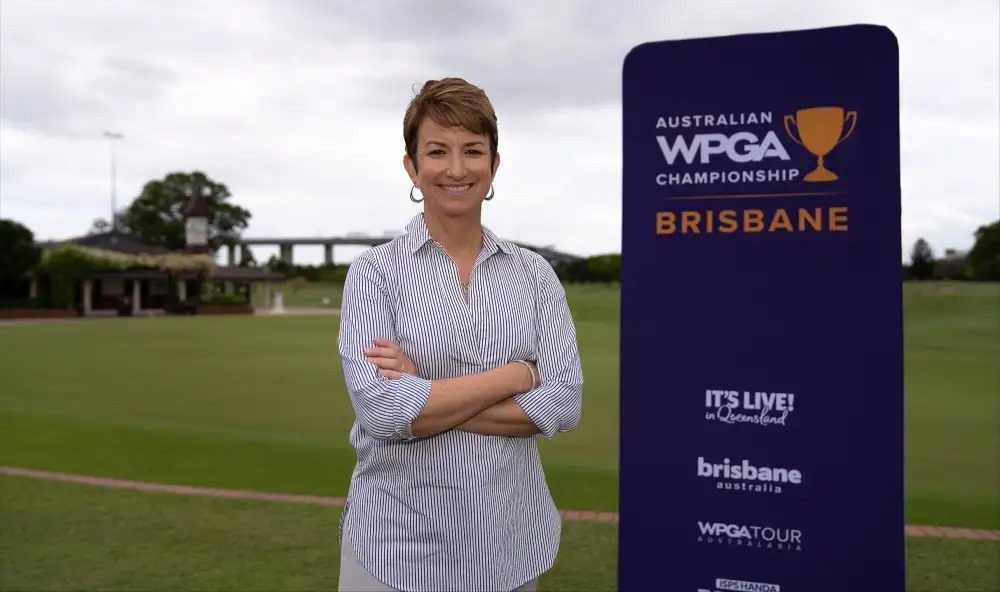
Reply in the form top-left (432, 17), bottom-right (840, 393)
top-left (698, 577), bottom-right (782, 592)
top-left (652, 106), bottom-right (858, 237)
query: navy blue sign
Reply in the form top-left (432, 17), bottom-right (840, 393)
top-left (620, 26), bottom-right (903, 591)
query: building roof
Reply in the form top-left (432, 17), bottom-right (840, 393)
top-left (87, 266), bottom-right (284, 282)
top-left (46, 231), bottom-right (172, 255)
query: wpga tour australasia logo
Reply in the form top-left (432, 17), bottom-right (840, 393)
top-left (697, 521), bottom-right (803, 552)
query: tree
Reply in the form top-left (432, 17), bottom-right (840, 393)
top-left (117, 171), bottom-right (251, 250)
top-left (966, 220), bottom-right (1000, 281)
top-left (237, 247), bottom-right (257, 268)
top-left (562, 254), bottom-right (621, 284)
top-left (933, 250), bottom-right (967, 281)
top-left (0, 219), bottom-right (41, 299)
top-left (586, 254), bottom-right (621, 284)
top-left (88, 218), bottom-right (111, 235)
top-left (909, 238), bottom-right (935, 280)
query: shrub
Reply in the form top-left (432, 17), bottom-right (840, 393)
top-left (201, 293), bottom-right (247, 306)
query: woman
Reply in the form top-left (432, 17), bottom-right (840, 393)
top-left (337, 78), bottom-right (583, 592)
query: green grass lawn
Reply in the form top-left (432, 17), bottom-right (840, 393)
top-left (0, 281), bottom-right (996, 590)
top-left (0, 284), bottom-right (621, 513)
top-left (2, 476), bottom-right (997, 592)
top-left (255, 281), bottom-right (343, 308)
top-left (903, 282), bottom-right (1000, 529)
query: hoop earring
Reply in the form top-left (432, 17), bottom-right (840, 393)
top-left (484, 184), bottom-right (495, 201)
top-left (409, 185), bottom-right (423, 203)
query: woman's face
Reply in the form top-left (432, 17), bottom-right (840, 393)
top-left (404, 117), bottom-right (499, 219)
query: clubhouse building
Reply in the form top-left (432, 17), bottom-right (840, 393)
top-left (27, 191), bottom-right (283, 317)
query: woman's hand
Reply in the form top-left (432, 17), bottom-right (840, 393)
top-left (365, 337), bottom-right (417, 379)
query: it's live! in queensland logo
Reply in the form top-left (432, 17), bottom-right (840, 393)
top-left (653, 105), bottom-right (858, 236)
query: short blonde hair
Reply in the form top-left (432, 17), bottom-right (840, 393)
top-left (403, 78), bottom-right (498, 170)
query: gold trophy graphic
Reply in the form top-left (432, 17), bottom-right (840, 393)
top-left (784, 106), bottom-right (857, 182)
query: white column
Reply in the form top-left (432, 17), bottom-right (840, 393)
top-left (178, 278), bottom-right (187, 301)
top-left (264, 283), bottom-right (272, 310)
top-left (29, 277), bottom-right (39, 300)
top-left (83, 279), bottom-right (93, 316)
top-left (132, 280), bottom-right (142, 316)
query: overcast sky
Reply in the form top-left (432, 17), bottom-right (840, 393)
top-left (2, 0), bottom-right (997, 264)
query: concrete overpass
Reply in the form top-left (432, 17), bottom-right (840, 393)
top-left (225, 236), bottom-right (392, 266)
top-left (223, 235), bottom-right (581, 267)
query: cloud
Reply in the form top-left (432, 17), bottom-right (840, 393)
top-left (1, 0), bottom-right (997, 262)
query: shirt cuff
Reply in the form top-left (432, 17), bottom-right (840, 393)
top-left (513, 388), bottom-right (558, 438)
top-left (392, 373), bottom-right (432, 440)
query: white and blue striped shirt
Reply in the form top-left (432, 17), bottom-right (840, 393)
top-left (338, 213), bottom-right (583, 592)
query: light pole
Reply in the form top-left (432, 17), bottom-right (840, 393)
top-left (103, 131), bottom-right (124, 231)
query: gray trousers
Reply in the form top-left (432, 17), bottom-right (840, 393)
top-left (338, 533), bottom-right (539, 592)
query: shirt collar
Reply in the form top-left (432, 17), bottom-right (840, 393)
top-left (404, 214), bottom-right (516, 256)
top-left (403, 214), bottom-right (434, 254)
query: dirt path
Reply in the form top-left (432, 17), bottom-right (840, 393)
top-left (1, 465), bottom-right (996, 540)
top-left (255, 307), bottom-right (340, 316)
